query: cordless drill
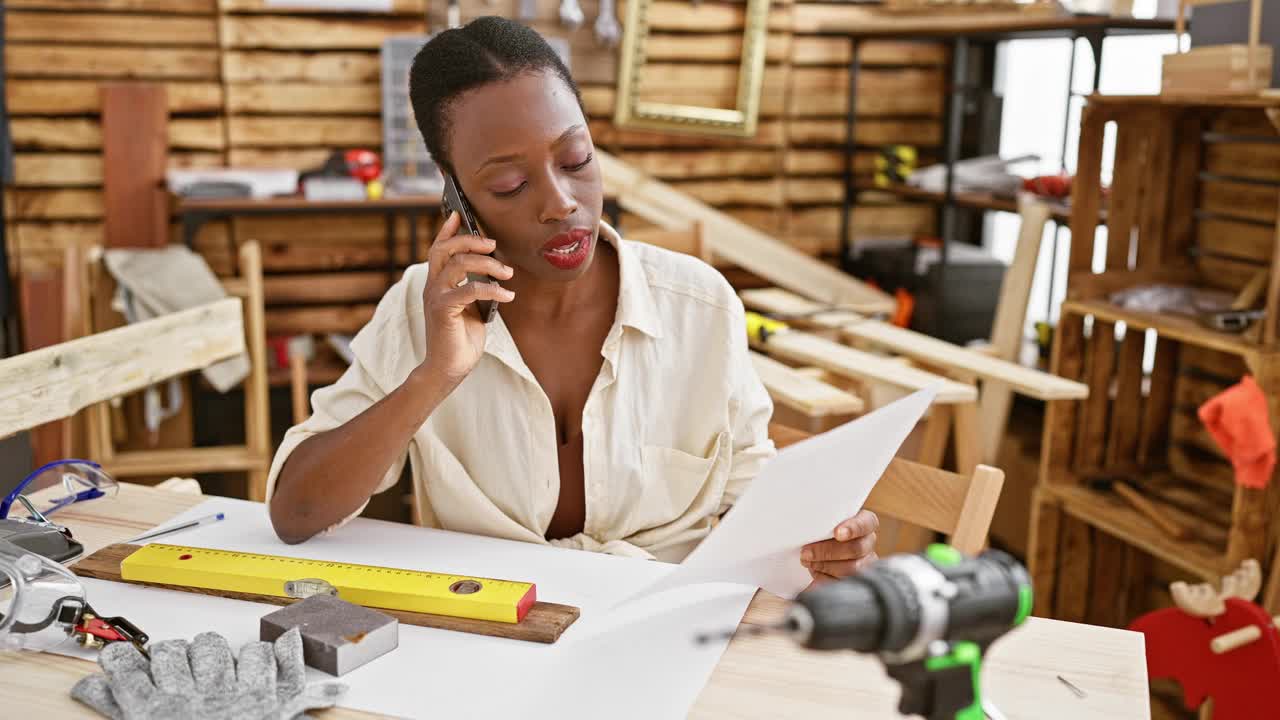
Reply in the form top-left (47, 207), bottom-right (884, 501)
top-left (785, 545), bottom-right (1033, 720)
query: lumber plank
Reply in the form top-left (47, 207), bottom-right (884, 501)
top-left (218, 15), bottom-right (426, 50)
top-left (13, 153), bottom-right (103, 188)
top-left (785, 149), bottom-right (876, 176)
top-left (263, 272), bottom-right (390, 305)
top-left (102, 84), bottom-right (168, 249)
top-left (225, 82), bottom-right (380, 114)
top-left (228, 116), bottom-right (382, 147)
top-left (668, 178), bottom-right (784, 207)
top-left (750, 350), bottom-right (865, 417)
top-left (9, 117), bottom-right (225, 152)
top-left (6, 80), bottom-right (223, 115)
top-left (1040, 313), bottom-right (1086, 486)
top-left (8, 221), bottom-right (103, 253)
top-left (1074, 320), bottom-right (1117, 472)
top-left (5, 10), bottom-right (217, 45)
top-left (6, 45), bottom-right (220, 80)
top-left (598, 151), bottom-right (894, 312)
top-left (1204, 142), bottom-right (1280, 183)
top-left (222, 51), bottom-right (381, 83)
top-left (1200, 178), bottom-right (1279, 225)
top-left (790, 37), bottom-right (948, 67)
top-left (4, 189), bottom-right (103, 221)
top-left (760, 329), bottom-right (976, 403)
top-left (227, 147), bottom-right (332, 169)
top-left (1105, 116), bottom-right (1145, 271)
top-left (1027, 490), bottom-right (1061, 616)
top-left (740, 287), bottom-right (1087, 400)
top-left (73, 544), bottom-right (579, 644)
top-left (1137, 337), bottom-right (1178, 465)
top-left (786, 118), bottom-right (943, 146)
top-left (265, 305), bottom-right (377, 335)
top-left (1070, 102), bottom-right (1108, 272)
top-left (221, 0), bottom-right (425, 11)
top-left (1165, 111), bottom-right (1205, 264)
top-left (1197, 217), bottom-right (1277, 263)
top-left (615, 150), bottom-right (780, 179)
top-left (1136, 110), bottom-right (1175, 270)
top-left (6, 0), bottom-right (212, 9)
top-left (1085, 530), bottom-right (1131, 627)
top-left (641, 31), bottom-right (791, 62)
top-left (1105, 329), bottom-right (1146, 469)
top-left (786, 67), bottom-right (944, 117)
top-left (590, 119), bottom-right (786, 148)
top-left (0, 299), bottom-right (244, 439)
top-left (1195, 253), bottom-right (1269, 292)
top-left (1054, 516), bottom-right (1093, 623)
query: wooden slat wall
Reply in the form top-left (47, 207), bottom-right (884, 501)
top-left (784, 19), bottom-right (944, 256)
top-left (1195, 109), bottom-right (1280, 290)
top-left (4, 0), bottom-right (947, 334)
top-left (4, 0), bottom-right (225, 272)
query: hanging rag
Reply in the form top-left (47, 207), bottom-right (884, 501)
top-left (103, 245), bottom-right (250, 435)
top-left (1198, 375), bottom-right (1276, 490)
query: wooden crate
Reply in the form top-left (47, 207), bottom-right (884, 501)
top-left (1029, 94), bottom-right (1280, 624)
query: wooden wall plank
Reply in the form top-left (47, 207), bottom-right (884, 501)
top-left (1205, 142), bottom-right (1280, 183)
top-left (791, 37), bottom-right (948, 66)
top-left (787, 118), bottom-right (943, 146)
top-left (7, 80), bottom-right (224, 114)
top-left (6, 11), bottom-right (219, 45)
top-left (1075, 320), bottom-right (1116, 472)
top-left (1199, 178), bottom-right (1278, 225)
top-left (10, 117), bottom-right (225, 152)
top-left (219, 15), bottom-right (425, 50)
top-left (221, 0), bottom-right (425, 11)
top-left (228, 116), bottom-right (382, 147)
top-left (6, 0), bottom-right (214, 11)
top-left (226, 83), bottom-right (380, 114)
top-left (13, 153), bottom-right (103, 187)
top-left (618, 150), bottom-right (780, 179)
top-left (4, 189), bottom-right (104, 220)
top-left (1197, 217), bottom-right (1277, 263)
top-left (222, 51), bottom-right (381, 83)
top-left (7, 46), bottom-right (221, 80)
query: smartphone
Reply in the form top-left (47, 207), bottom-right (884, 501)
top-left (441, 173), bottom-right (499, 323)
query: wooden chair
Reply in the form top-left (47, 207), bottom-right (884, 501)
top-left (740, 422), bottom-right (1005, 624)
top-left (769, 422), bottom-right (1005, 556)
top-left (80, 241), bottom-right (272, 501)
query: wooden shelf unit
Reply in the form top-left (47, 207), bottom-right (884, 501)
top-left (1029, 93), bottom-right (1280, 625)
top-left (855, 181), bottom-right (1075, 223)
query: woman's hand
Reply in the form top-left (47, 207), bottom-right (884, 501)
top-left (419, 211), bottom-right (515, 389)
top-left (800, 510), bottom-right (879, 585)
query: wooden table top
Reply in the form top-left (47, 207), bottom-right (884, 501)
top-left (2, 484), bottom-right (1151, 719)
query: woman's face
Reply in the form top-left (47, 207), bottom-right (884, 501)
top-left (445, 69), bottom-right (603, 283)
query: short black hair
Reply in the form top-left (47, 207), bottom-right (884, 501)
top-left (409, 17), bottom-right (584, 176)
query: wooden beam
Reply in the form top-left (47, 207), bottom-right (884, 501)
top-left (979, 197), bottom-right (1052, 462)
top-left (598, 151), bottom-right (894, 313)
top-left (222, 51), bottom-right (381, 83)
top-left (0, 299), bottom-right (245, 439)
top-left (225, 83), bottom-right (380, 115)
top-left (750, 350), bottom-right (865, 418)
top-left (758, 329), bottom-right (977, 404)
top-left (6, 45), bottom-right (220, 80)
top-left (102, 84), bottom-right (168, 249)
top-left (6, 81), bottom-right (222, 115)
top-left (739, 287), bottom-right (1088, 401)
top-left (5, 10), bottom-right (218, 45)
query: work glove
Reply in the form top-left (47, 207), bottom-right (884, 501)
top-left (70, 627), bottom-right (347, 720)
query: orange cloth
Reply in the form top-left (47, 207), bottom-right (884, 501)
top-left (1198, 375), bottom-right (1276, 489)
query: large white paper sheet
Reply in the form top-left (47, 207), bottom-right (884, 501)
top-left (622, 388), bottom-right (935, 603)
top-left (55, 499), bottom-right (753, 720)
top-left (51, 388), bottom-right (934, 718)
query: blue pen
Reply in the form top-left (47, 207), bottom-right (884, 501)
top-left (125, 512), bottom-right (226, 544)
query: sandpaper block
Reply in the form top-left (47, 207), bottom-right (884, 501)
top-left (260, 595), bottom-right (399, 676)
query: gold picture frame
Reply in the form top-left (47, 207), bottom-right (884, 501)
top-left (612, 0), bottom-right (772, 138)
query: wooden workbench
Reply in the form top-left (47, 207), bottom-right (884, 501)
top-left (1, 484), bottom-right (1152, 719)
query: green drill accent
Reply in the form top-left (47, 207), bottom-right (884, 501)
top-left (924, 641), bottom-right (984, 720)
top-left (1014, 584), bottom-right (1034, 626)
top-left (926, 543), bottom-right (963, 567)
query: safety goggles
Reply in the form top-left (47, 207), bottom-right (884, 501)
top-left (0, 539), bottom-right (87, 653)
top-left (1, 459), bottom-right (119, 523)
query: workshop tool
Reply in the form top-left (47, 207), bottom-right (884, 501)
top-left (703, 545), bottom-right (1032, 720)
top-left (1130, 559), bottom-right (1280, 719)
top-left (559, 0), bottom-right (585, 28)
top-left (594, 0), bottom-right (621, 46)
top-left (0, 539), bottom-right (149, 657)
top-left (745, 311), bottom-right (790, 345)
top-left (261, 594), bottom-right (398, 676)
top-left (875, 145), bottom-right (918, 188)
top-left (72, 543), bottom-right (580, 644)
top-left (1083, 475), bottom-right (1194, 540)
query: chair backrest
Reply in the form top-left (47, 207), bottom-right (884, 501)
top-left (0, 298), bottom-right (245, 440)
top-left (768, 422), bottom-right (1004, 556)
top-left (82, 240), bottom-right (273, 501)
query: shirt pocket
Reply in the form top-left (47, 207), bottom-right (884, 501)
top-left (636, 431), bottom-right (729, 531)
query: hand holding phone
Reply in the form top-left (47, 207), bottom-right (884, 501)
top-left (419, 178), bottom-right (514, 389)
top-left (441, 173), bottom-right (499, 324)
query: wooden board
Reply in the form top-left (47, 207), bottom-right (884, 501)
top-left (0, 299), bottom-right (243, 439)
top-left (739, 287), bottom-right (1087, 401)
top-left (72, 544), bottom-right (579, 644)
top-left (750, 350), bottom-right (865, 417)
top-left (102, 84), bottom-right (169, 249)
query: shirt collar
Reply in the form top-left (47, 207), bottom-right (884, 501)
top-left (599, 220), bottom-right (663, 341)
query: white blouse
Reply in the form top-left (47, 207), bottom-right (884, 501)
top-left (265, 222), bottom-right (776, 563)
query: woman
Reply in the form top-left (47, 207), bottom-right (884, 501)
top-left (266, 17), bottom-right (878, 584)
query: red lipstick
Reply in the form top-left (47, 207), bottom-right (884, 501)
top-left (540, 228), bottom-right (592, 271)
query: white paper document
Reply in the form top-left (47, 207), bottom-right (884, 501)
top-left (622, 388), bottom-right (935, 603)
top-left (52, 388), bottom-right (934, 719)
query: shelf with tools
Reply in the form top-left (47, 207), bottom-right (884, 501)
top-left (1028, 93), bottom-right (1280, 627)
